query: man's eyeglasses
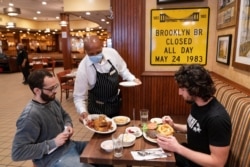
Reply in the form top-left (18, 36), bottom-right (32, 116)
top-left (42, 84), bottom-right (59, 92)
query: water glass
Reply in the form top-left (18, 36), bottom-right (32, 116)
top-left (112, 133), bottom-right (123, 158)
top-left (140, 109), bottom-right (149, 127)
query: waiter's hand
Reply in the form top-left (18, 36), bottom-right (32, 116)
top-left (79, 112), bottom-right (89, 124)
top-left (133, 78), bottom-right (142, 85)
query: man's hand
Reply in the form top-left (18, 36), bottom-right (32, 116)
top-left (54, 131), bottom-right (70, 147)
top-left (133, 78), bottom-right (142, 85)
top-left (64, 126), bottom-right (73, 138)
top-left (162, 115), bottom-right (174, 127)
top-left (157, 135), bottom-right (180, 152)
top-left (79, 112), bottom-right (89, 124)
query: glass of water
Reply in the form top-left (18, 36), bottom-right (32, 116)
top-left (112, 133), bottom-right (123, 158)
top-left (140, 109), bottom-right (149, 127)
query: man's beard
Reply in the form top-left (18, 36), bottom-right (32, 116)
top-left (185, 96), bottom-right (194, 104)
top-left (41, 91), bottom-right (56, 102)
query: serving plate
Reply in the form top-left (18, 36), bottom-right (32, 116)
top-left (150, 118), bottom-right (163, 124)
top-left (83, 114), bottom-right (117, 134)
top-left (119, 81), bottom-right (140, 87)
top-left (125, 126), bottom-right (142, 138)
top-left (112, 116), bottom-right (130, 125)
top-left (142, 132), bottom-right (157, 143)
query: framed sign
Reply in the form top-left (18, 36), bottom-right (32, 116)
top-left (150, 7), bottom-right (209, 65)
top-left (157, 0), bottom-right (203, 4)
top-left (216, 35), bottom-right (232, 65)
top-left (232, 0), bottom-right (250, 72)
top-left (217, 0), bottom-right (238, 29)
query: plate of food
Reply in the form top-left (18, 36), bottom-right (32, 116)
top-left (112, 116), bottom-right (130, 125)
top-left (142, 123), bottom-right (174, 143)
top-left (83, 114), bottom-right (117, 134)
top-left (143, 131), bottom-right (157, 143)
top-left (150, 117), bottom-right (163, 124)
top-left (125, 126), bottom-right (142, 138)
top-left (119, 81), bottom-right (141, 87)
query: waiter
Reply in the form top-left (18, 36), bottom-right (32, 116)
top-left (73, 35), bottom-right (141, 119)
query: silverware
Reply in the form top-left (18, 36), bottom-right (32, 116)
top-left (136, 150), bottom-right (171, 157)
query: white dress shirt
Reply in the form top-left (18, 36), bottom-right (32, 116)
top-left (73, 47), bottom-right (136, 115)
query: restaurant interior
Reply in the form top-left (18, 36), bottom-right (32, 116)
top-left (0, 0), bottom-right (249, 167)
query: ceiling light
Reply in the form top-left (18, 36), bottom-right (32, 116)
top-left (59, 21), bottom-right (68, 27)
top-left (42, 1), bottom-right (47, 5)
top-left (37, 11), bottom-right (41, 14)
top-left (86, 12), bottom-right (91, 15)
top-left (6, 22), bottom-right (16, 28)
top-left (45, 28), bottom-right (50, 33)
top-left (3, 6), bottom-right (21, 16)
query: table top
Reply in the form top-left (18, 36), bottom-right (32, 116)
top-left (29, 62), bottom-right (48, 66)
top-left (64, 71), bottom-right (77, 78)
top-left (80, 120), bottom-right (176, 167)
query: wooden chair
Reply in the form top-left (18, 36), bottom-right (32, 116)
top-left (56, 69), bottom-right (74, 102)
top-left (45, 60), bottom-right (56, 76)
top-left (31, 63), bottom-right (44, 71)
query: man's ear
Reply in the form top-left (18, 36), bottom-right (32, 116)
top-left (33, 87), bottom-right (41, 95)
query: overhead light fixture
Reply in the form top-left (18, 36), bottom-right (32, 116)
top-left (3, 7), bottom-right (21, 16)
top-left (6, 22), bottom-right (16, 28)
top-left (45, 28), bottom-right (50, 33)
top-left (59, 20), bottom-right (68, 27)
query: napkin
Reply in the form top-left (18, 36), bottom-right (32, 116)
top-left (131, 148), bottom-right (167, 160)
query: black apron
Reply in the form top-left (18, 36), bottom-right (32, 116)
top-left (88, 60), bottom-right (121, 118)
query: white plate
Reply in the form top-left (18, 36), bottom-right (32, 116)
top-left (83, 114), bottom-right (117, 134)
top-left (150, 118), bottom-right (163, 124)
top-left (142, 132), bottom-right (157, 143)
top-left (100, 140), bottom-right (113, 152)
top-left (125, 127), bottom-right (142, 138)
top-left (119, 81), bottom-right (140, 87)
top-left (112, 116), bottom-right (130, 125)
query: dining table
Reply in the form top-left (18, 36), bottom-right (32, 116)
top-left (80, 120), bottom-right (177, 167)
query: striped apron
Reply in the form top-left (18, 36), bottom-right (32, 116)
top-left (88, 60), bottom-right (121, 118)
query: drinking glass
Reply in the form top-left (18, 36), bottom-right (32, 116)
top-left (112, 133), bottom-right (123, 158)
top-left (140, 109), bottom-right (149, 127)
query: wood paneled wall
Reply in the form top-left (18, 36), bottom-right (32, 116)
top-left (111, 0), bottom-right (190, 119)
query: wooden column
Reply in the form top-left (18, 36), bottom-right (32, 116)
top-left (111, 0), bottom-right (146, 117)
top-left (60, 13), bottom-right (72, 70)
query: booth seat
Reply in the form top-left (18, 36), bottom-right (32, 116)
top-left (211, 73), bottom-right (250, 167)
top-left (0, 54), bottom-right (19, 73)
top-left (29, 52), bottom-right (85, 66)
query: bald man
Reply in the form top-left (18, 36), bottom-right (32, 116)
top-left (73, 35), bottom-right (141, 119)
top-left (16, 43), bottom-right (30, 85)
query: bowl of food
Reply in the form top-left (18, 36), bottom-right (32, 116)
top-left (122, 133), bottom-right (136, 147)
top-left (100, 140), bottom-right (113, 152)
top-left (125, 126), bottom-right (142, 138)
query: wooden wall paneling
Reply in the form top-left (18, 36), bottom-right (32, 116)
top-left (111, 0), bottom-right (190, 117)
top-left (142, 75), bottom-right (190, 117)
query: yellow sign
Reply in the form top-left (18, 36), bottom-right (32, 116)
top-left (150, 8), bottom-right (210, 65)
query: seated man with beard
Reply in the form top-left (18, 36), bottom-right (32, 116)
top-left (11, 69), bottom-right (94, 167)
